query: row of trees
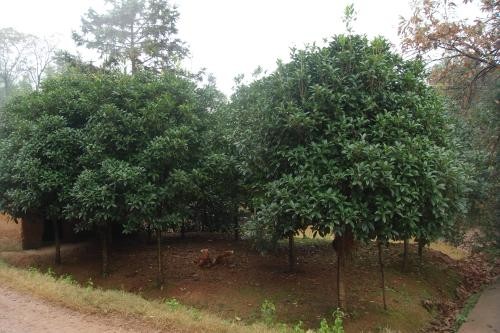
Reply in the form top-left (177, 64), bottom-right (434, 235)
top-left (0, 69), bottom-right (235, 280)
top-left (1, 0), bottom-right (494, 311)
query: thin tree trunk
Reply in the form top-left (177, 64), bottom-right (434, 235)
top-left (402, 238), bottom-right (409, 271)
top-left (234, 215), bottom-right (240, 241)
top-left (202, 208), bottom-right (208, 232)
top-left (53, 220), bottom-right (61, 265)
top-left (180, 221), bottom-right (186, 239)
top-left (107, 224), bottom-right (113, 256)
top-left (288, 233), bottom-right (295, 272)
top-left (336, 235), bottom-right (347, 310)
top-left (100, 226), bottom-right (109, 277)
top-left (156, 229), bottom-right (163, 288)
top-left (378, 241), bottom-right (387, 310)
top-left (130, 23), bottom-right (137, 74)
top-left (418, 240), bottom-right (424, 266)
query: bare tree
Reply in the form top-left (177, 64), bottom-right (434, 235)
top-left (25, 36), bottom-right (58, 90)
top-left (399, 0), bottom-right (499, 105)
top-left (0, 28), bottom-right (31, 100)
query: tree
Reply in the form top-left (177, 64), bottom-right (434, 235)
top-left (25, 36), bottom-right (58, 90)
top-left (65, 72), bottom-right (147, 276)
top-left (400, 0), bottom-right (499, 250)
top-left (73, 0), bottom-right (188, 74)
top-left (0, 28), bottom-right (31, 103)
top-left (399, 0), bottom-right (499, 105)
top-left (126, 73), bottom-right (209, 286)
top-left (433, 64), bottom-right (499, 249)
top-left (0, 75), bottom-right (85, 264)
top-left (193, 86), bottom-right (249, 240)
top-left (232, 35), bottom-right (468, 309)
top-left (63, 71), bottom-right (209, 279)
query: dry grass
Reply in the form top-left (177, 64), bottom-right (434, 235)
top-left (0, 260), bottom-right (276, 333)
top-left (296, 226), bottom-right (333, 240)
top-left (297, 227), bottom-right (469, 261)
top-left (429, 241), bottom-right (468, 261)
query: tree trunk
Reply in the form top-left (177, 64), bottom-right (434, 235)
top-left (202, 207), bottom-right (208, 232)
top-left (107, 224), bottom-right (113, 256)
top-left (156, 229), bottom-right (163, 288)
top-left (402, 238), bottom-right (409, 271)
top-left (378, 241), bottom-right (387, 310)
top-left (100, 226), bottom-right (109, 277)
top-left (130, 23), bottom-right (137, 74)
top-left (418, 240), bottom-right (424, 266)
top-left (336, 236), bottom-right (347, 310)
top-left (180, 222), bottom-right (186, 239)
top-left (3, 75), bottom-right (10, 98)
top-left (234, 215), bottom-right (240, 241)
top-left (53, 220), bottom-right (61, 265)
top-left (288, 233), bottom-right (295, 272)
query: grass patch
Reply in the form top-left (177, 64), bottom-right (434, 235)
top-left (0, 260), bottom-right (275, 333)
top-left (429, 241), bottom-right (468, 261)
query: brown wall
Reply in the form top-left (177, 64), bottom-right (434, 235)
top-left (0, 213), bottom-right (22, 251)
top-left (1, 213), bottom-right (80, 251)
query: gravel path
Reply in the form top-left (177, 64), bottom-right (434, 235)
top-left (0, 286), bottom-right (157, 333)
top-left (459, 279), bottom-right (500, 333)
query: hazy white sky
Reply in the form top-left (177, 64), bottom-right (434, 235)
top-left (0, 0), bottom-right (413, 95)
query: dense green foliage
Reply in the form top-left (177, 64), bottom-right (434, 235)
top-left (0, 73), bottom-right (92, 222)
top-left (0, 4), bottom-right (476, 314)
top-left (434, 68), bottom-right (499, 249)
top-left (0, 70), bottom-right (217, 274)
top-left (228, 35), bottom-right (469, 308)
top-left (232, 35), bottom-right (469, 247)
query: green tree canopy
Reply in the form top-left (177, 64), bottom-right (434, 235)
top-left (61, 71), bottom-right (210, 277)
top-left (0, 72), bottom-right (91, 263)
top-left (231, 34), bottom-right (469, 308)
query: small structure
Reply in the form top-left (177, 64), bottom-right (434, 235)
top-left (0, 213), bottom-right (77, 251)
top-left (0, 214), bottom-right (22, 251)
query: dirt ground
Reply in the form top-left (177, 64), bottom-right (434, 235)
top-left (0, 285), bottom-right (164, 333)
top-left (1, 233), bottom-right (465, 332)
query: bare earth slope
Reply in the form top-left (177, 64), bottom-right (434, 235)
top-left (0, 286), bottom-right (157, 333)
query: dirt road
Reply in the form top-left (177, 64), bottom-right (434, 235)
top-left (0, 286), bottom-right (158, 333)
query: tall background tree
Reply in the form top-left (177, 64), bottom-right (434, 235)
top-left (0, 27), bottom-right (58, 104)
top-left (0, 28), bottom-right (31, 104)
top-left (399, 0), bottom-right (498, 104)
top-left (73, 0), bottom-right (188, 74)
top-left (400, 0), bottom-right (499, 250)
top-left (24, 36), bottom-right (58, 91)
